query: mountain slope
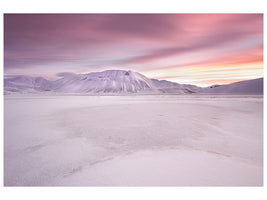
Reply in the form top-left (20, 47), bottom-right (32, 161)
top-left (52, 70), bottom-right (157, 93)
top-left (4, 70), bottom-right (263, 94)
top-left (51, 70), bottom-right (200, 94)
top-left (151, 79), bottom-right (201, 93)
top-left (4, 76), bottom-right (52, 93)
top-left (202, 78), bottom-right (263, 94)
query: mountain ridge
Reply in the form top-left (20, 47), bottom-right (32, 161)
top-left (4, 70), bottom-right (263, 94)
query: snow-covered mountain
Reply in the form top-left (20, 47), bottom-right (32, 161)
top-left (4, 70), bottom-right (200, 94)
top-left (51, 70), bottom-right (202, 94)
top-left (52, 70), bottom-right (157, 93)
top-left (4, 76), bottom-right (52, 93)
top-left (151, 79), bottom-right (201, 94)
top-left (202, 78), bottom-right (263, 94)
top-left (4, 70), bottom-right (263, 94)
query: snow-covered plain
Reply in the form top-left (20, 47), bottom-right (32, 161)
top-left (4, 94), bottom-right (263, 186)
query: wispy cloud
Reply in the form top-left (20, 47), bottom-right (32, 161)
top-left (4, 14), bottom-right (263, 86)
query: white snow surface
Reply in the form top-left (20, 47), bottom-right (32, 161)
top-left (4, 94), bottom-right (263, 186)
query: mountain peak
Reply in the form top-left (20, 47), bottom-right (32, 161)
top-left (4, 70), bottom-right (263, 95)
top-left (54, 69), bottom-right (155, 93)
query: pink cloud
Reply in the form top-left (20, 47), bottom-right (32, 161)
top-left (4, 14), bottom-right (263, 85)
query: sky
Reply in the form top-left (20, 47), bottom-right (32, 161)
top-left (4, 14), bottom-right (263, 86)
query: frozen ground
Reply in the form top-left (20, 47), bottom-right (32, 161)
top-left (4, 94), bottom-right (263, 186)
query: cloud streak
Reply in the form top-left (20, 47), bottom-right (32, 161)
top-left (4, 14), bottom-right (263, 86)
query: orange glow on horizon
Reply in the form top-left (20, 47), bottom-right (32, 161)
top-left (145, 61), bottom-right (263, 87)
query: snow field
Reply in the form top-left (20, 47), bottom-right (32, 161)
top-left (4, 95), bottom-right (263, 186)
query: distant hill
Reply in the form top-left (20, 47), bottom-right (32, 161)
top-left (202, 78), bottom-right (263, 94)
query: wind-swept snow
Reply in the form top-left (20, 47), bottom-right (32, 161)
top-left (4, 94), bottom-right (263, 186)
top-left (54, 149), bottom-right (261, 186)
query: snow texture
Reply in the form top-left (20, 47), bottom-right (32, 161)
top-left (4, 94), bottom-right (263, 186)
